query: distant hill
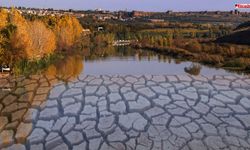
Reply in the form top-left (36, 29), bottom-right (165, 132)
top-left (234, 21), bottom-right (250, 31)
top-left (216, 21), bottom-right (250, 45)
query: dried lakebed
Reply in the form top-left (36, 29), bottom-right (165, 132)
top-left (0, 75), bottom-right (250, 150)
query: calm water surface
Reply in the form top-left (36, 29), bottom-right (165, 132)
top-left (82, 47), bottom-right (243, 76)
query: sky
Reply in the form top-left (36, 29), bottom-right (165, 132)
top-left (1, 0), bottom-right (250, 12)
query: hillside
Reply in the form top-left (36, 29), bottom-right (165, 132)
top-left (216, 21), bottom-right (250, 45)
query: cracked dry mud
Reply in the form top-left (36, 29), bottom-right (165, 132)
top-left (0, 74), bottom-right (250, 150)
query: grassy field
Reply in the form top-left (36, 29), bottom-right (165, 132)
top-left (140, 28), bottom-right (209, 34)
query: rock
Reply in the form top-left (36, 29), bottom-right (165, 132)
top-left (73, 142), bottom-right (87, 150)
top-left (79, 120), bottom-right (101, 139)
top-left (201, 124), bottom-right (217, 135)
top-left (23, 108), bottom-right (38, 123)
top-left (225, 136), bottom-right (240, 147)
top-left (152, 75), bottom-right (166, 82)
top-left (11, 109), bottom-right (26, 121)
top-left (33, 94), bottom-right (47, 102)
top-left (109, 142), bottom-right (125, 150)
top-left (128, 96), bottom-right (151, 112)
top-left (45, 132), bottom-right (63, 150)
top-left (136, 87), bottom-right (156, 99)
top-left (152, 113), bottom-right (170, 125)
top-left (36, 120), bottom-right (54, 132)
top-left (108, 93), bottom-right (122, 103)
top-left (179, 87), bottom-right (198, 100)
top-left (185, 122), bottom-right (199, 133)
top-left (119, 113), bottom-right (148, 131)
top-left (170, 116), bottom-right (191, 126)
top-left (240, 97), bottom-right (250, 109)
top-left (28, 128), bottom-right (47, 144)
top-left (2, 103), bottom-right (29, 114)
top-left (100, 142), bottom-right (116, 150)
top-left (213, 94), bottom-right (235, 104)
top-left (46, 100), bottom-right (58, 108)
top-left (85, 96), bottom-right (99, 105)
top-left (125, 76), bottom-right (138, 83)
top-left (185, 111), bottom-right (200, 119)
top-left (107, 127), bottom-right (127, 142)
top-left (151, 86), bottom-right (168, 95)
top-left (0, 104), bottom-right (3, 112)
top-left (167, 106), bottom-right (187, 115)
top-left (228, 104), bottom-right (247, 113)
top-left (89, 78), bottom-right (103, 85)
top-left (36, 87), bottom-right (50, 95)
top-left (63, 88), bottom-right (82, 97)
top-left (2, 95), bottom-right (17, 106)
top-left (88, 138), bottom-right (102, 150)
top-left (65, 131), bottom-right (84, 145)
top-left (61, 98), bottom-right (75, 108)
top-left (64, 102), bottom-right (82, 116)
top-left (62, 117), bottom-right (76, 134)
top-left (0, 130), bottom-right (14, 148)
top-left (137, 133), bottom-right (153, 148)
top-left (153, 95), bottom-right (171, 107)
top-left (85, 86), bottom-right (98, 95)
top-left (212, 79), bottom-right (230, 86)
top-left (0, 116), bottom-right (8, 131)
top-left (96, 86), bottom-right (108, 96)
top-left (39, 107), bottom-right (59, 120)
top-left (80, 105), bottom-right (97, 121)
top-left (2, 144), bottom-right (26, 150)
top-left (188, 140), bottom-right (207, 150)
top-left (51, 143), bottom-right (68, 150)
top-left (16, 122), bottom-right (33, 143)
top-left (52, 117), bottom-right (68, 132)
top-left (204, 136), bottom-right (226, 149)
top-left (203, 113), bottom-right (222, 126)
top-left (110, 101), bottom-right (126, 113)
top-left (177, 75), bottom-right (192, 82)
top-left (123, 91), bottom-right (138, 101)
top-left (98, 116), bottom-right (116, 133)
top-left (220, 90), bottom-right (241, 99)
top-left (170, 126), bottom-right (191, 139)
top-left (221, 116), bottom-right (242, 127)
top-left (30, 144), bottom-right (43, 150)
top-left (193, 102), bottom-right (210, 115)
top-left (235, 88), bottom-right (250, 97)
top-left (171, 94), bottom-right (185, 101)
top-left (145, 107), bottom-right (165, 118)
top-left (166, 75), bottom-right (178, 82)
top-left (212, 107), bottom-right (232, 117)
top-left (227, 126), bottom-right (247, 138)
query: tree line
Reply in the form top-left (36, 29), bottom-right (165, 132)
top-left (0, 8), bottom-right (83, 66)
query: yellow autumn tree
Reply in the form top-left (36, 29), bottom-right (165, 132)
top-left (28, 21), bottom-right (56, 59)
top-left (0, 9), bottom-right (8, 29)
top-left (54, 15), bottom-right (83, 51)
top-left (9, 9), bottom-right (32, 58)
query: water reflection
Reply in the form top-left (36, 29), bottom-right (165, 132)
top-left (46, 55), bottom-right (84, 82)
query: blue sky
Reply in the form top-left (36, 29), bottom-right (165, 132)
top-left (1, 0), bottom-right (250, 11)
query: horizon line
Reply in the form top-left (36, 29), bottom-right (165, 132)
top-left (1, 5), bottom-right (247, 13)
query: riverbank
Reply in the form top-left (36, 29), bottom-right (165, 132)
top-left (132, 43), bottom-right (250, 74)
